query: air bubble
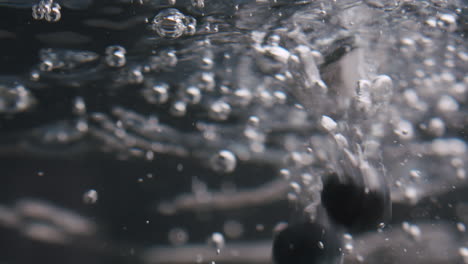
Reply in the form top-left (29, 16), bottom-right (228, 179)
top-left (402, 222), bottom-right (421, 241)
top-left (393, 120), bottom-right (414, 140)
top-left (83, 189), bottom-right (98, 204)
top-left (191, 0), bottom-right (205, 8)
top-left (73, 97), bottom-right (86, 115)
top-left (364, 0), bottom-right (399, 10)
top-left (232, 88), bottom-right (253, 107)
top-left (223, 220), bottom-right (244, 239)
top-left (151, 9), bottom-right (196, 39)
top-left (168, 228), bottom-right (189, 246)
top-left (170, 101), bottom-right (187, 117)
top-left (210, 150), bottom-right (237, 173)
top-left (460, 247), bottom-right (468, 263)
top-left (320, 115), bottom-right (337, 133)
top-left (208, 232), bottom-right (225, 254)
top-left (32, 1), bottom-right (61, 22)
top-left (105, 45), bottom-right (127, 68)
top-left (148, 50), bottom-right (178, 72)
top-left (126, 67), bottom-right (144, 84)
top-left (209, 100), bottom-right (231, 121)
top-left (39, 60), bottom-right (54, 72)
top-left (183, 86), bottom-right (202, 104)
top-left (142, 83), bottom-right (170, 105)
top-left (437, 95), bottom-right (459, 113)
top-left (184, 16), bottom-right (197, 36)
top-left (45, 4), bottom-right (61, 22)
top-left (437, 13), bottom-right (458, 32)
top-left (428, 117), bottom-right (445, 137)
top-left (0, 83), bottom-right (35, 114)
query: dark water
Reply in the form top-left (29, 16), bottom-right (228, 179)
top-left (0, 0), bottom-right (467, 264)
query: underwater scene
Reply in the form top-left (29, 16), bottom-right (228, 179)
top-left (0, 0), bottom-right (467, 263)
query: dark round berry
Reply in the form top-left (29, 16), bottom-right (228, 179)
top-left (321, 172), bottom-right (391, 232)
top-left (272, 222), bottom-right (343, 264)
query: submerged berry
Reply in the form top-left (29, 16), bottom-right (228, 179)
top-left (321, 172), bottom-right (391, 232)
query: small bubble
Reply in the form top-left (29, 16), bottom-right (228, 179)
top-left (223, 220), bottom-right (244, 239)
top-left (437, 13), bottom-right (457, 32)
top-left (409, 169), bottom-right (422, 180)
top-left (210, 150), bottom-right (237, 173)
top-left (142, 83), bottom-right (170, 105)
top-left (232, 88), bottom-right (253, 107)
top-left (437, 95), bottom-right (459, 113)
top-left (320, 115), bottom-right (337, 133)
top-left (39, 60), bottom-right (54, 72)
top-left (126, 67), bottom-right (144, 84)
top-left (32, 4), bottom-right (45, 20)
top-left (402, 222), bottom-right (421, 240)
top-left (364, 0), bottom-right (399, 10)
top-left (428, 117), bottom-right (445, 137)
top-left (45, 3), bottom-right (61, 22)
top-left (177, 163), bottom-right (184, 172)
top-left (105, 45), bottom-right (127, 68)
top-left (0, 83), bottom-right (35, 114)
top-left (279, 169), bottom-right (290, 180)
top-left (83, 189), bottom-right (98, 204)
top-left (73, 97), bottom-right (86, 115)
top-left (170, 101), bottom-right (187, 117)
top-left (30, 70), bottom-right (40, 81)
top-left (393, 120), bottom-right (414, 140)
top-left (209, 100), bottom-right (231, 121)
top-left (168, 228), bottom-right (189, 246)
top-left (184, 86), bottom-right (202, 104)
top-left (460, 247), bottom-right (468, 263)
top-left (317, 241), bottom-right (324, 250)
top-left (404, 186), bottom-right (419, 204)
top-left (273, 91), bottom-right (287, 104)
top-left (196, 72), bottom-right (216, 91)
top-left (208, 232), bottom-right (225, 253)
top-left (191, 0), bottom-right (205, 8)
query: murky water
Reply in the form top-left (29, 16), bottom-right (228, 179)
top-left (0, 0), bottom-right (467, 263)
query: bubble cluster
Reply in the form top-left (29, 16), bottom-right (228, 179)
top-left (0, 82), bottom-right (35, 114)
top-left (32, 0), bottom-right (61, 22)
top-left (38, 48), bottom-right (99, 72)
top-left (150, 9), bottom-right (197, 39)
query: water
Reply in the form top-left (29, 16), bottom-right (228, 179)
top-left (0, 0), bottom-right (466, 263)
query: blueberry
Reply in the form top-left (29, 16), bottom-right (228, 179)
top-left (321, 172), bottom-right (391, 232)
top-left (272, 221), bottom-right (343, 264)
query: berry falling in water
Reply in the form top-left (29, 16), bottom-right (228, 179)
top-left (321, 172), bottom-right (392, 232)
top-left (272, 221), bottom-right (343, 264)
